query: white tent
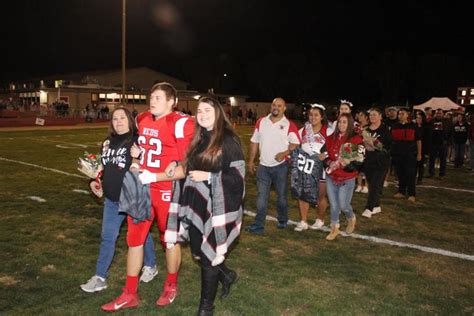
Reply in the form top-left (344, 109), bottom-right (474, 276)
top-left (413, 97), bottom-right (464, 112)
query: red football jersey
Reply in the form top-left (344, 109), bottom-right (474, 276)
top-left (136, 111), bottom-right (194, 174)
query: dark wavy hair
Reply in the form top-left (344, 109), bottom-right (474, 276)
top-left (184, 97), bottom-right (241, 171)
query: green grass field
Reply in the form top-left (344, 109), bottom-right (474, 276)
top-left (0, 125), bottom-right (473, 315)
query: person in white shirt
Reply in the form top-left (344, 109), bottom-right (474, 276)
top-left (246, 97), bottom-right (300, 234)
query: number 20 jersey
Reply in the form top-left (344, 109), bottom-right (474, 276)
top-left (136, 111), bottom-right (194, 177)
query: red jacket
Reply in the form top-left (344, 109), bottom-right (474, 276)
top-left (325, 133), bottom-right (363, 183)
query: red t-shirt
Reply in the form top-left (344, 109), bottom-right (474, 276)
top-left (136, 111), bottom-right (194, 175)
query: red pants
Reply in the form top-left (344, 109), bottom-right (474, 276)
top-left (127, 184), bottom-right (172, 248)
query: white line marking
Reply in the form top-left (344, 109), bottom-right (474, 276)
top-left (2, 155), bottom-right (472, 261)
top-left (73, 189), bottom-right (90, 194)
top-left (388, 180), bottom-right (474, 194)
top-left (26, 196), bottom-right (46, 202)
top-left (244, 210), bottom-right (474, 262)
top-left (0, 157), bottom-right (87, 179)
top-left (417, 185), bottom-right (474, 194)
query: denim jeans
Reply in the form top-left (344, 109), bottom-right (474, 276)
top-left (96, 198), bottom-right (156, 279)
top-left (253, 162), bottom-right (289, 229)
top-left (326, 177), bottom-right (356, 225)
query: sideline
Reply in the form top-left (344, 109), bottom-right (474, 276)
top-left (243, 210), bottom-right (474, 262)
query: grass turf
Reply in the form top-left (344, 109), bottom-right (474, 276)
top-left (0, 125), bottom-right (473, 315)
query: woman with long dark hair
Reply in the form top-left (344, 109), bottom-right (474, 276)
top-left (320, 113), bottom-right (363, 240)
top-left (139, 97), bottom-right (245, 315)
top-left (292, 104), bottom-right (332, 231)
top-left (80, 107), bottom-right (157, 293)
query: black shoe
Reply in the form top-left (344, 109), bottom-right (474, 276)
top-left (416, 179), bottom-right (423, 185)
top-left (219, 269), bottom-right (238, 300)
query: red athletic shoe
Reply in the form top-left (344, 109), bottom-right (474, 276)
top-left (156, 282), bottom-right (178, 306)
top-left (101, 288), bottom-right (139, 312)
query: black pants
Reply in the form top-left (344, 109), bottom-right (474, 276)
top-left (393, 155), bottom-right (417, 196)
top-left (365, 163), bottom-right (388, 211)
top-left (189, 225), bottom-right (234, 313)
top-left (416, 155), bottom-right (426, 182)
top-left (429, 145), bottom-right (447, 176)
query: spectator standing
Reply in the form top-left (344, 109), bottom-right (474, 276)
top-left (391, 108), bottom-right (421, 202)
top-left (415, 111), bottom-right (431, 184)
top-left (246, 97), bottom-right (300, 234)
top-left (452, 113), bottom-right (468, 168)
top-left (355, 110), bottom-right (369, 194)
top-left (361, 108), bottom-right (392, 218)
top-left (428, 109), bottom-right (449, 178)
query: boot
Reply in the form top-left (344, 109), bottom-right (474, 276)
top-left (326, 223), bottom-right (340, 241)
top-left (346, 215), bottom-right (356, 234)
top-left (197, 265), bottom-right (219, 316)
top-left (217, 263), bottom-right (238, 300)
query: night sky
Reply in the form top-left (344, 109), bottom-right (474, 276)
top-left (2, 0), bottom-right (474, 105)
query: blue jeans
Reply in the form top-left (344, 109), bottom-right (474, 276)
top-left (96, 198), bottom-right (156, 279)
top-left (326, 177), bottom-right (356, 225)
top-left (253, 162), bottom-right (289, 229)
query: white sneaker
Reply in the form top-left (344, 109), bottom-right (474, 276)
top-left (355, 186), bottom-right (362, 193)
top-left (294, 221), bottom-right (309, 232)
top-left (361, 187), bottom-right (369, 194)
top-left (80, 275), bottom-right (107, 293)
top-left (383, 181), bottom-right (389, 188)
top-left (361, 209), bottom-right (372, 218)
top-left (140, 265), bottom-right (158, 283)
top-left (372, 206), bottom-right (382, 214)
top-left (310, 219), bottom-right (324, 229)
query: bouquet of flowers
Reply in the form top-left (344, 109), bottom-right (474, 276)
top-left (361, 130), bottom-right (386, 152)
top-left (326, 143), bottom-right (365, 174)
top-left (77, 151), bottom-right (103, 179)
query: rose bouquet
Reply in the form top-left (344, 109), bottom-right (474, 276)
top-left (361, 130), bottom-right (386, 152)
top-left (326, 143), bottom-right (365, 174)
top-left (78, 151), bottom-right (104, 198)
top-left (77, 151), bottom-right (103, 179)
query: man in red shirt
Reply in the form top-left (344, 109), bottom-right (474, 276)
top-left (102, 82), bottom-right (194, 311)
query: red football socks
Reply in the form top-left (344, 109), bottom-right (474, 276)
top-left (125, 275), bottom-right (139, 294)
top-left (166, 272), bottom-right (178, 284)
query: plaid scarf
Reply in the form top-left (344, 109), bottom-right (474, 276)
top-left (165, 160), bottom-right (245, 266)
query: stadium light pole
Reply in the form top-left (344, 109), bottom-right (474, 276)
top-left (122, 0), bottom-right (127, 107)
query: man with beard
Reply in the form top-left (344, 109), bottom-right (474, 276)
top-left (246, 97), bottom-right (300, 234)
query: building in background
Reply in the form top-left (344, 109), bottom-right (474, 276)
top-left (3, 67), bottom-right (247, 117)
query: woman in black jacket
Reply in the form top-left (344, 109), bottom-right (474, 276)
top-left (361, 108), bottom-right (392, 218)
top-left (80, 107), bottom-right (157, 292)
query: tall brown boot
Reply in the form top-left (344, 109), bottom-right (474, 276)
top-left (326, 223), bottom-right (340, 241)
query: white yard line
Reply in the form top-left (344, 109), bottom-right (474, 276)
top-left (1, 156), bottom-right (472, 262)
top-left (0, 157), bottom-right (87, 179)
top-left (243, 210), bottom-right (474, 262)
top-left (388, 180), bottom-right (474, 194)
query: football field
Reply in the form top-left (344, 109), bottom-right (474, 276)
top-left (0, 125), bottom-right (473, 315)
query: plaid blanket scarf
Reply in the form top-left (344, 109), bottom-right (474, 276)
top-left (165, 159), bottom-right (245, 266)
